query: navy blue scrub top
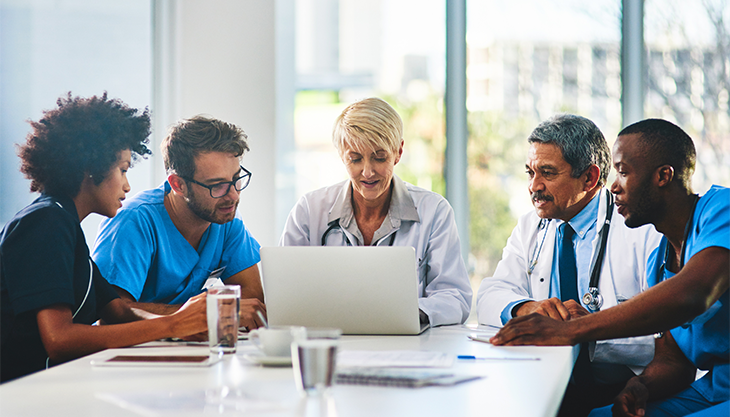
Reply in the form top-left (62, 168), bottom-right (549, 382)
top-left (0, 193), bottom-right (119, 382)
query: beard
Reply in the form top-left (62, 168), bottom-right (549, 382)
top-left (622, 182), bottom-right (659, 229)
top-left (185, 191), bottom-right (239, 224)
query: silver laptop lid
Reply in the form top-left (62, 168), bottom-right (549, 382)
top-left (261, 246), bottom-right (425, 335)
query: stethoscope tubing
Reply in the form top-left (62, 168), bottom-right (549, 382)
top-left (321, 222), bottom-right (397, 247)
top-left (527, 190), bottom-right (614, 311)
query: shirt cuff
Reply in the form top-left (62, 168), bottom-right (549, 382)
top-left (501, 299), bottom-right (531, 325)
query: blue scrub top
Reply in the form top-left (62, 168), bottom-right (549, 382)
top-left (646, 185), bottom-right (730, 403)
top-left (92, 182), bottom-right (261, 304)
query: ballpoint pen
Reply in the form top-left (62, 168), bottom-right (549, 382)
top-left (457, 355), bottom-right (540, 361)
top-left (256, 310), bottom-right (269, 328)
top-left (467, 334), bottom-right (493, 344)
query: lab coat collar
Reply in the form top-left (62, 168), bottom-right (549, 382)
top-left (326, 175), bottom-right (420, 229)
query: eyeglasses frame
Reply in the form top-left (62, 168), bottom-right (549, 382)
top-left (183, 165), bottom-right (252, 198)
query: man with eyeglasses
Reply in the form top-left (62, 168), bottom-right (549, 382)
top-left (92, 115), bottom-right (266, 329)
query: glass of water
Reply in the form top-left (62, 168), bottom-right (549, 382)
top-left (291, 327), bottom-right (342, 396)
top-left (207, 285), bottom-right (240, 354)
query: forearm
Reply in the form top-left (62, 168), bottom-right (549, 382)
top-left (39, 313), bottom-right (176, 363)
top-left (123, 299), bottom-right (182, 315)
top-left (632, 333), bottom-right (696, 401)
top-left (225, 264), bottom-right (264, 303)
top-left (570, 247), bottom-right (728, 343)
top-left (39, 296), bottom-right (207, 363)
top-left (240, 284), bottom-right (264, 302)
top-left (111, 285), bottom-right (182, 315)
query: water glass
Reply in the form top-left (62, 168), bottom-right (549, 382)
top-left (207, 285), bottom-right (240, 354)
top-left (291, 328), bottom-right (342, 395)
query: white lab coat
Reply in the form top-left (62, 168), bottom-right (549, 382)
top-left (477, 189), bottom-right (662, 375)
top-left (280, 176), bottom-right (472, 326)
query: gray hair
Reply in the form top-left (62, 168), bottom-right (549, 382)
top-left (528, 114), bottom-right (611, 185)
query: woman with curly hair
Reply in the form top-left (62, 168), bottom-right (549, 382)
top-left (0, 93), bottom-right (208, 383)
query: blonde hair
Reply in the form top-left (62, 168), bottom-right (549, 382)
top-left (332, 97), bottom-right (403, 157)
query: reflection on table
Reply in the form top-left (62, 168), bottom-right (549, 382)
top-left (0, 325), bottom-right (576, 417)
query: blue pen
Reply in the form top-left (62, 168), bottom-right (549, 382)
top-left (458, 355), bottom-right (540, 361)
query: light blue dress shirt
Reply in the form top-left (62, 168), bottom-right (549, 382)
top-left (500, 192), bottom-right (600, 323)
top-left (550, 193), bottom-right (600, 301)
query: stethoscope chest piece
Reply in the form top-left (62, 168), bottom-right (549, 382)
top-left (582, 287), bottom-right (603, 312)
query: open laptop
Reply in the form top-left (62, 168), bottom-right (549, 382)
top-left (260, 246), bottom-right (429, 335)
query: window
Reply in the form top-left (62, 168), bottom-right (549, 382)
top-left (645, 0), bottom-right (730, 194)
top-left (0, 0), bottom-right (152, 240)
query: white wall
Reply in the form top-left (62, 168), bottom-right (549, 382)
top-left (154, 0), bottom-right (292, 247)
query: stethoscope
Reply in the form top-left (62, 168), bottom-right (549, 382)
top-left (321, 221), bottom-right (397, 246)
top-left (527, 190), bottom-right (614, 312)
top-left (653, 194), bottom-right (698, 340)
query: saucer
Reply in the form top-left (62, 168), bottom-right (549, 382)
top-left (242, 352), bottom-right (292, 367)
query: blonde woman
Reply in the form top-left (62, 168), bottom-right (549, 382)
top-left (280, 97), bottom-right (472, 326)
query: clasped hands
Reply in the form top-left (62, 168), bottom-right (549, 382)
top-left (490, 297), bottom-right (587, 346)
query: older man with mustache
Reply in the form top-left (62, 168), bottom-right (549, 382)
top-left (476, 114), bottom-right (662, 417)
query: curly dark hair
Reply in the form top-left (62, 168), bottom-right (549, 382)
top-left (18, 92), bottom-right (152, 197)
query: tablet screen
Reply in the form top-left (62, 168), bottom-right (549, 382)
top-left (107, 355), bottom-right (211, 363)
top-left (91, 354), bottom-right (220, 367)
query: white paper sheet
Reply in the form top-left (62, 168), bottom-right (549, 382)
top-left (337, 350), bottom-right (455, 368)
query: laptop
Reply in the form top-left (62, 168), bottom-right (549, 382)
top-left (260, 246), bottom-right (429, 335)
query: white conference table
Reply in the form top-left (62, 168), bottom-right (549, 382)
top-left (0, 325), bottom-right (576, 417)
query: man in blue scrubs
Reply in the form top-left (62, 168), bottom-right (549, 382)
top-left (92, 115), bottom-right (266, 329)
top-left (491, 118), bottom-right (729, 416)
top-left (591, 120), bottom-right (729, 416)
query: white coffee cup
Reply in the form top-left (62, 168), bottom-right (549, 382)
top-left (249, 326), bottom-right (306, 357)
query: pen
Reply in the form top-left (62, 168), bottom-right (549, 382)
top-left (256, 310), bottom-right (269, 328)
top-left (467, 334), bottom-right (493, 344)
top-left (457, 355), bottom-right (541, 361)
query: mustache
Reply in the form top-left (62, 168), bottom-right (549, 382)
top-left (531, 191), bottom-right (553, 202)
top-left (216, 200), bottom-right (239, 209)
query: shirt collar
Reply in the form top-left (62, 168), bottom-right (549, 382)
top-left (562, 189), bottom-right (601, 239)
top-left (327, 175), bottom-right (420, 228)
top-left (44, 192), bottom-right (80, 223)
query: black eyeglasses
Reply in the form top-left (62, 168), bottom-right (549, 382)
top-left (184, 166), bottom-right (252, 198)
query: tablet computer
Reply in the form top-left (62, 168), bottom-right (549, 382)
top-left (91, 354), bottom-right (221, 367)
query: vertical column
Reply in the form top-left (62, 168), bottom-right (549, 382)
top-left (275, 0), bottom-right (297, 239)
top-left (152, 0), bottom-right (181, 185)
top-left (152, 0), bottom-right (285, 246)
top-left (621, 0), bottom-right (645, 127)
top-left (445, 0), bottom-right (470, 264)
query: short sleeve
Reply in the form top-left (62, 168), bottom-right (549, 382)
top-left (2, 206), bottom-right (76, 314)
top-left (687, 187), bottom-right (730, 260)
top-left (92, 207), bottom-right (156, 300)
top-left (92, 261), bottom-right (119, 313)
top-left (220, 216), bottom-right (261, 281)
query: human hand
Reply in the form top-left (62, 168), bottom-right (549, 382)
top-left (489, 313), bottom-right (578, 346)
top-left (239, 298), bottom-right (267, 330)
top-left (516, 298), bottom-right (572, 320)
top-left (612, 377), bottom-right (649, 417)
top-left (563, 299), bottom-right (590, 320)
top-left (169, 292), bottom-right (208, 338)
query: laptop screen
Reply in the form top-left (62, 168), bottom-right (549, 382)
top-left (261, 246), bottom-right (426, 335)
